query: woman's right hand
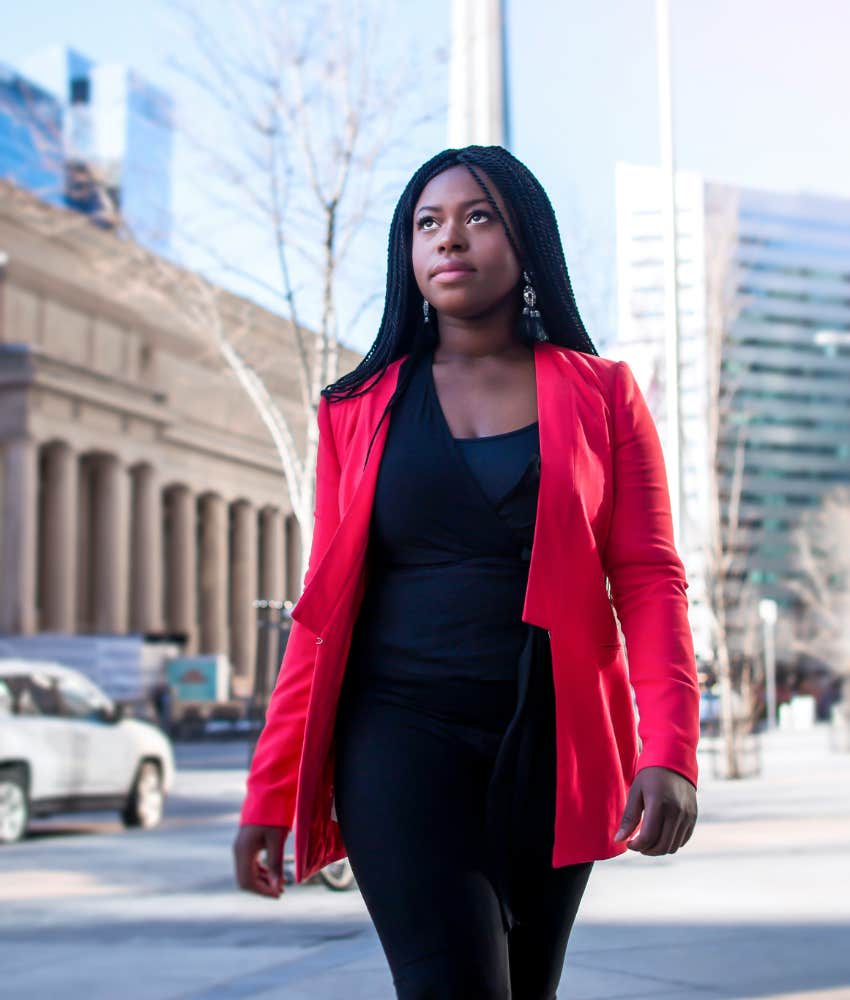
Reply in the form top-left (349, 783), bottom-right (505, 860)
top-left (233, 824), bottom-right (288, 898)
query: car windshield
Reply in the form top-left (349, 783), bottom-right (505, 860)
top-left (56, 673), bottom-right (113, 719)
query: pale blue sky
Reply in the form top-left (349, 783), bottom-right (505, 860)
top-left (2, 0), bottom-right (848, 353)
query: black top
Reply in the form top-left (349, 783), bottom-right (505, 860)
top-left (343, 344), bottom-right (557, 932)
top-left (347, 349), bottom-right (540, 683)
top-left (455, 418), bottom-right (540, 504)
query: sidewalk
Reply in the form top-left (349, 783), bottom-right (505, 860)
top-left (0, 725), bottom-right (847, 999)
top-left (551, 724), bottom-right (850, 999)
top-left (273, 724), bottom-right (850, 1000)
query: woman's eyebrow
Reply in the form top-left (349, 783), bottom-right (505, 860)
top-left (415, 198), bottom-right (491, 214)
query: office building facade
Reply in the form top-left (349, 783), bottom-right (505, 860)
top-left (615, 163), bottom-right (850, 668)
top-left (5, 46), bottom-right (174, 255)
top-left (0, 63), bottom-right (64, 205)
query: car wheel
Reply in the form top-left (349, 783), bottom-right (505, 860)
top-left (0, 767), bottom-right (29, 845)
top-left (319, 858), bottom-right (356, 891)
top-left (121, 760), bottom-right (164, 829)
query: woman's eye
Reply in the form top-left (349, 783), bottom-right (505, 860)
top-left (417, 217), bottom-right (437, 230)
top-left (469, 210), bottom-right (490, 223)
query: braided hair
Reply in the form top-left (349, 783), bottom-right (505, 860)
top-left (321, 145), bottom-right (599, 462)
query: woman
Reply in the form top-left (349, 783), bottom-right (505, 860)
top-left (233, 145), bottom-right (700, 998)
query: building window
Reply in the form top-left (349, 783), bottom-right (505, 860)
top-left (70, 77), bottom-right (90, 104)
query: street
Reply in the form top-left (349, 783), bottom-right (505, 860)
top-left (1, 727), bottom-right (848, 999)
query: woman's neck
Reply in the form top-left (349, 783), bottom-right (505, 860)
top-left (433, 292), bottom-right (523, 363)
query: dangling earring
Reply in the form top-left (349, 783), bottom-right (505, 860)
top-left (522, 270), bottom-right (548, 342)
top-left (423, 298), bottom-right (431, 324)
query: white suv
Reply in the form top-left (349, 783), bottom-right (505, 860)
top-left (0, 660), bottom-right (175, 844)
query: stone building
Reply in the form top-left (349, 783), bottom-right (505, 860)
top-left (0, 182), bottom-right (362, 696)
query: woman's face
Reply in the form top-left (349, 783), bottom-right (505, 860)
top-left (411, 165), bottom-right (522, 321)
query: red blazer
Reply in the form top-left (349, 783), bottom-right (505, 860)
top-left (240, 342), bottom-right (700, 883)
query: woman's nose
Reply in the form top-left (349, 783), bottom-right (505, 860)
top-left (438, 218), bottom-right (468, 252)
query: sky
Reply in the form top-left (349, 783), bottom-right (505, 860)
top-left (2, 0), bottom-right (849, 354)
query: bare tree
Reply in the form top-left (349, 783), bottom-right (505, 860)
top-left (787, 485), bottom-right (850, 732)
top-left (701, 189), bottom-right (763, 778)
top-left (161, 0), bottom-right (442, 582)
top-left (2, 1), bottom-right (443, 590)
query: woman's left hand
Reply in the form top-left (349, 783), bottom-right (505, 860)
top-left (613, 766), bottom-right (698, 855)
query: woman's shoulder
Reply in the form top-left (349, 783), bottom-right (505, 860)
top-left (541, 342), bottom-right (624, 400)
top-left (323, 354), bottom-right (409, 434)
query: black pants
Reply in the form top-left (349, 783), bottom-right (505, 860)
top-left (334, 681), bottom-right (593, 999)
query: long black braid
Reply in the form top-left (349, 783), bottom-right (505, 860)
top-left (320, 145), bottom-right (599, 466)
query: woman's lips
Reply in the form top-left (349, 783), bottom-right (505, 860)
top-left (431, 269), bottom-right (476, 283)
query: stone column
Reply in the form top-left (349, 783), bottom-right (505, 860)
top-left (130, 464), bottom-right (164, 634)
top-left (229, 500), bottom-right (257, 695)
top-left (260, 507), bottom-right (285, 600)
top-left (76, 457), bottom-right (94, 632)
top-left (0, 437), bottom-right (38, 634)
top-left (40, 441), bottom-right (78, 633)
top-left (199, 493), bottom-right (228, 656)
top-left (167, 485), bottom-right (197, 653)
top-left (93, 453), bottom-right (130, 633)
top-left (285, 513), bottom-right (303, 601)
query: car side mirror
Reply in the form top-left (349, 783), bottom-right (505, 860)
top-left (99, 703), bottom-right (124, 724)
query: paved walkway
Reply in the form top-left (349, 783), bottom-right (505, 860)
top-left (245, 724), bottom-right (850, 1000)
top-left (0, 725), bottom-right (848, 999)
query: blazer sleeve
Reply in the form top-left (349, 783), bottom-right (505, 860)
top-left (239, 395), bottom-right (341, 828)
top-left (603, 360), bottom-right (700, 787)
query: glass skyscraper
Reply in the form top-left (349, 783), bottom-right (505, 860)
top-left (0, 62), bottom-right (64, 205)
top-left (615, 163), bottom-right (850, 667)
top-left (5, 46), bottom-right (174, 255)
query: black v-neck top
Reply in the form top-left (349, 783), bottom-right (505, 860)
top-left (340, 344), bottom-right (557, 933)
top-left (455, 419), bottom-right (539, 506)
top-left (346, 347), bottom-right (540, 683)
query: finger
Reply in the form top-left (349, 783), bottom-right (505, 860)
top-left (627, 799), bottom-right (664, 852)
top-left (667, 815), bottom-right (688, 854)
top-left (233, 832), bottom-right (258, 890)
top-left (679, 814), bottom-right (698, 849)
top-left (646, 812), bottom-right (681, 856)
top-left (264, 828), bottom-right (286, 892)
top-left (233, 830), bottom-right (281, 897)
top-left (614, 784), bottom-right (644, 842)
top-left (253, 859), bottom-right (283, 897)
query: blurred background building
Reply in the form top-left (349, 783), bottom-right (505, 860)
top-left (0, 62), bottom-right (64, 204)
top-left (615, 162), bottom-right (850, 665)
top-left (0, 183), bottom-right (360, 694)
top-left (1, 1), bottom-right (849, 718)
top-left (1, 45), bottom-right (174, 255)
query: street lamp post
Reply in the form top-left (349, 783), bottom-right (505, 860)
top-left (655, 0), bottom-right (684, 551)
top-left (247, 598), bottom-right (293, 764)
top-left (758, 597), bottom-right (778, 731)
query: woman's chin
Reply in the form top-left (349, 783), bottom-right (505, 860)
top-left (432, 300), bottom-right (501, 323)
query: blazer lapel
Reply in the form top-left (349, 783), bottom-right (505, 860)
top-left (527, 346), bottom-right (621, 653)
top-left (291, 343), bottom-right (595, 639)
top-left (290, 358), bottom-right (404, 637)
top-left (521, 342), bottom-right (579, 630)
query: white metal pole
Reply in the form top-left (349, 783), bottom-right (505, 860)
top-left (764, 618), bottom-right (777, 730)
top-left (655, 0), bottom-right (683, 548)
top-left (759, 598), bottom-right (778, 731)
